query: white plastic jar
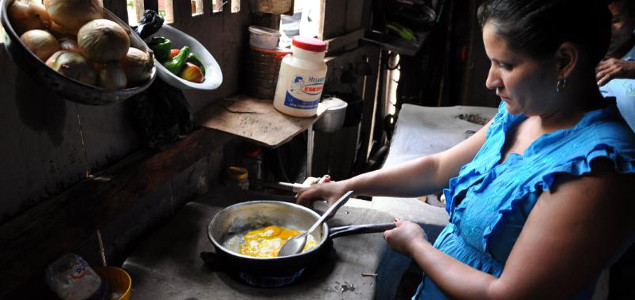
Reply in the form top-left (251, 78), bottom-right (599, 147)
top-left (273, 36), bottom-right (328, 117)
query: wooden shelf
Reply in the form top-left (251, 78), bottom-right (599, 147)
top-left (194, 95), bottom-right (326, 148)
top-left (362, 30), bottom-right (432, 56)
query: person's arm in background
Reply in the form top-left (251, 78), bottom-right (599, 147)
top-left (384, 162), bottom-right (635, 299)
top-left (296, 119), bottom-right (493, 207)
top-left (596, 58), bottom-right (635, 86)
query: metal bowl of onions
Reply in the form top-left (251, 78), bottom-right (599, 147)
top-left (0, 0), bottom-right (156, 105)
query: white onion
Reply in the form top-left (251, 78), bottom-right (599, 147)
top-left (20, 29), bottom-right (60, 61)
top-left (77, 19), bottom-right (129, 63)
top-left (98, 62), bottom-right (127, 90)
top-left (44, 0), bottom-right (103, 35)
top-left (120, 47), bottom-right (153, 84)
top-left (58, 38), bottom-right (81, 53)
top-left (45, 50), bottom-right (96, 85)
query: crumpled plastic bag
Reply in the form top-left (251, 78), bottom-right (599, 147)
top-left (132, 10), bottom-right (164, 39)
top-left (132, 79), bottom-right (194, 150)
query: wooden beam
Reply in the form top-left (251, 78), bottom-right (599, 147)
top-left (173, 0), bottom-right (192, 24)
top-left (0, 128), bottom-right (233, 297)
top-left (324, 28), bottom-right (365, 56)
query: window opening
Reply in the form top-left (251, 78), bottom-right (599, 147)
top-left (127, 0), bottom-right (144, 26)
top-left (192, 0), bottom-right (203, 16)
top-left (0, 24), bottom-right (5, 45)
top-left (386, 52), bottom-right (400, 116)
top-left (158, 0), bottom-right (174, 23)
top-left (212, 0), bottom-right (223, 13)
top-left (280, 0), bottom-right (323, 48)
top-left (231, 0), bottom-right (240, 13)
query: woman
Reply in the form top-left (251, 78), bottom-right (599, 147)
top-left (297, 0), bottom-right (635, 298)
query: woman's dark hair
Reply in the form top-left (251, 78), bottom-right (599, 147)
top-left (478, 0), bottom-right (612, 65)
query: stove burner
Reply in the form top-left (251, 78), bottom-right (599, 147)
top-left (238, 268), bottom-right (306, 288)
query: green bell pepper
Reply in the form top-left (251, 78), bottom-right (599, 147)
top-left (148, 36), bottom-right (172, 62)
top-left (164, 46), bottom-right (191, 75)
top-left (186, 53), bottom-right (206, 75)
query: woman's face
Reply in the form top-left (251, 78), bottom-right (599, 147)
top-left (483, 23), bottom-right (558, 116)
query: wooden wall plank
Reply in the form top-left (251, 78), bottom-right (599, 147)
top-left (144, 0), bottom-right (159, 12)
top-left (323, 0), bottom-right (346, 39)
top-left (173, 0), bottom-right (192, 23)
top-left (203, 0), bottom-right (212, 14)
top-left (103, 0), bottom-right (129, 23)
top-left (345, 0), bottom-right (363, 33)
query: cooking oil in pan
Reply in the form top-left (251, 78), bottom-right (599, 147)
top-left (224, 225), bottom-right (317, 258)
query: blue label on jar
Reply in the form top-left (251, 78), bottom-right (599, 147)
top-left (289, 75), bottom-right (325, 96)
top-left (284, 92), bottom-right (320, 109)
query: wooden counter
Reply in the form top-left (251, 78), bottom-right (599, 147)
top-left (195, 95), bottom-right (327, 148)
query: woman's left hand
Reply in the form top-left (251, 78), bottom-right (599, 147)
top-left (383, 218), bottom-right (429, 257)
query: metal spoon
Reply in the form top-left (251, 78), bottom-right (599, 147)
top-left (278, 190), bottom-right (354, 257)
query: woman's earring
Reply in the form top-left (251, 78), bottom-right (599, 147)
top-left (556, 78), bottom-right (567, 92)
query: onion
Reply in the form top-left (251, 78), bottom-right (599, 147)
top-left (77, 19), bottom-right (129, 63)
top-left (8, 0), bottom-right (52, 36)
top-left (20, 29), bottom-right (60, 61)
top-left (120, 47), bottom-right (153, 84)
top-left (58, 37), bottom-right (81, 53)
top-left (43, 0), bottom-right (103, 35)
top-left (98, 62), bottom-right (127, 90)
top-left (45, 50), bottom-right (96, 85)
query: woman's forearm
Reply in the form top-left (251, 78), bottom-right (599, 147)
top-left (410, 240), bottom-right (500, 300)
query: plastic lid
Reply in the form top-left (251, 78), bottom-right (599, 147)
top-left (322, 97), bottom-right (348, 110)
top-left (248, 26), bottom-right (281, 37)
top-left (226, 166), bottom-right (248, 179)
top-left (292, 36), bottom-right (327, 52)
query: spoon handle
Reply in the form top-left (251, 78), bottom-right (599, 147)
top-left (308, 190), bottom-right (354, 234)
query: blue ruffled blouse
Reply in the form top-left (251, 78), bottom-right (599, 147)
top-left (414, 101), bottom-right (635, 299)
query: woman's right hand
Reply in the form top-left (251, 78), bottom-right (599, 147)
top-left (296, 180), bottom-right (350, 208)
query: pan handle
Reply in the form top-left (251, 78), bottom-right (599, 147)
top-left (329, 222), bottom-right (395, 239)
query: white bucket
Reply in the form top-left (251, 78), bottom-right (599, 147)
top-left (314, 97), bottom-right (348, 132)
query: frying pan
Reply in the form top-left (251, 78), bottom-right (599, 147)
top-left (205, 201), bottom-right (395, 287)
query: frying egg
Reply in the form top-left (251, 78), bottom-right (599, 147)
top-left (239, 225), bottom-right (317, 258)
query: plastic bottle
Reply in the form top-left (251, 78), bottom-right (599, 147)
top-left (241, 144), bottom-right (263, 181)
top-left (45, 253), bottom-right (111, 300)
top-left (273, 36), bottom-right (328, 117)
